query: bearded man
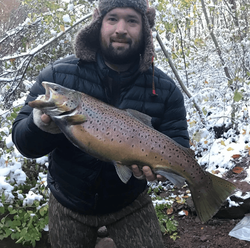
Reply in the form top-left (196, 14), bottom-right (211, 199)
top-left (12, 0), bottom-right (189, 247)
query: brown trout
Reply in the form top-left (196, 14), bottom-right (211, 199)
top-left (29, 81), bottom-right (236, 223)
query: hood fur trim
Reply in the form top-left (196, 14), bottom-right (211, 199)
top-left (74, 7), bottom-right (156, 72)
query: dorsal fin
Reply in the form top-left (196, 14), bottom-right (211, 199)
top-left (126, 109), bottom-right (153, 128)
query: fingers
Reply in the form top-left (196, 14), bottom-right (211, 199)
top-left (41, 113), bottom-right (51, 124)
top-left (156, 174), bottom-right (167, 182)
top-left (132, 165), bottom-right (167, 182)
top-left (131, 165), bottom-right (144, 178)
top-left (142, 166), bottom-right (156, 182)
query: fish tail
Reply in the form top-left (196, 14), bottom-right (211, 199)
top-left (189, 173), bottom-right (237, 223)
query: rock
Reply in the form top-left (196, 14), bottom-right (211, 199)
top-left (97, 226), bottom-right (109, 238)
top-left (200, 235), bottom-right (209, 242)
top-left (95, 237), bottom-right (117, 248)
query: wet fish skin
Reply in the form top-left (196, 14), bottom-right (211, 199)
top-left (28, 81), bottom-right (237, 223)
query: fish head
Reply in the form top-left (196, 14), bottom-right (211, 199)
top-left (29, 81), bottom-right (80, 116)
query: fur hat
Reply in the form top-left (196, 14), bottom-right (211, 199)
top-left (74, 0), bottom-right (156, 72)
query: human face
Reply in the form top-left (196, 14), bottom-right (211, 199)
top-left (100, 8), bottom-right (144, 65)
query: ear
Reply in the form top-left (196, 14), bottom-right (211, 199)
top-left (92, 8), bottom-right (101, 21)
top-left (146, 7), bottom-right (156, 28)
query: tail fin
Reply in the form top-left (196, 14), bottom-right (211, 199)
top-left (189, 172), bottom-right (237, 223)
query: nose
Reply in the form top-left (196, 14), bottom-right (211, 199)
top-left (115, 20), bottom-right (127, 35)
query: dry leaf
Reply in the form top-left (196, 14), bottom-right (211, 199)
top-left (221, 140), bottom-right (226, 146)
top-left (245, 146), bottom-right (250, 155)
top-left (166, 207), bottom-right (173, 215)
top-left (176, 197), bottom-right (185, 204)
top-left (212, 170), bottom-right (220, 174)
top-left (232, 166), bottom-right (244, 174)
top-left (232, 154), bottom-right (241, 159)
top-left (189, 120), bottom-right (196, 127)
top-left (227, 147), bottom-right (234, 151)
top-left (204, 140), bottom-right (208, 144)
top-left (9, 58), bottom-right (16, 64)
top-left (204, 80), bottom-right (209, 84)
top-left (60, 25), bottom-right (65, 32)
top-left (242, 129), bottom-right (246, 135)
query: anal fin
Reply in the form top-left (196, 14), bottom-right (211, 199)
top-left (155, 170), bottom-right (186, 188)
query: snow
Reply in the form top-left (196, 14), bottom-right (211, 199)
top-left (23, 191), bottom-right (43, 207)
top-left (63, 14), bottom-right (71, 23)
top-left (5, 134), bottom-right (14, 148)
top-left (246, 167), bottom-right (250, 183)
top-left (68, 4), bottom-right (74, 11)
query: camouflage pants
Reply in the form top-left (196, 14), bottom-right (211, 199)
top-left (49, 191), bottom-right (164, 248)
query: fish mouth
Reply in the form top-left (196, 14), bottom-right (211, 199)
top-left (42, 82), bottom-right (55, 102)
top-left (58, 107), bottom-right (77, 116)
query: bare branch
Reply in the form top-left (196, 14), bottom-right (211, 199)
top-left (153, 29), bottom-right (206, 125)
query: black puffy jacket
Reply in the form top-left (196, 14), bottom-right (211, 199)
top-left (12, 52), bottom-right (189, 214)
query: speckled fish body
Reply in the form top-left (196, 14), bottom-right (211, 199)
top-left (29, 82), bottom-right (236, 223)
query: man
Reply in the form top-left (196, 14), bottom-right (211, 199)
top-left (12, 0), bottom-right (189, 247)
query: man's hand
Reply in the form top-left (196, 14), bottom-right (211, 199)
top-left (41, 113), bottom-right (51, 124)
top-left (131, 165), bottom-right (166, 182)
top-left (33, 109), bottom-right (61, 134)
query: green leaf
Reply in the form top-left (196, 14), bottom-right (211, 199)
top-left (0, 206), bottom-right (5, 214)
top-left (233, 91), bottom-right (243, 102)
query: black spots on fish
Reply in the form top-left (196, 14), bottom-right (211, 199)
top-left (190, 172), bottom-right (196, 179)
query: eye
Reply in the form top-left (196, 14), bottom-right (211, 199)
top-left (128, 19), bottom-right (137, 23)
top-left (107, 17), bottom-right (117, 22)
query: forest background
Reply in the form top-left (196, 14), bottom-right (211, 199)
top-left (0, 0), bottom-right (249, 246)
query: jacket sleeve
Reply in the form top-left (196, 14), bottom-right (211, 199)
top-left (157, 79), bottom-right (190, 148)
top-left (12, 64), bottom-right (64, 158)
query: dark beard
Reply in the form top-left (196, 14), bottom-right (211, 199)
top-left (100, 38), bottom-right (144, 65)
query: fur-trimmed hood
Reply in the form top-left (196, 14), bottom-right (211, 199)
top-left (74, 0), bottom-right (156, 72)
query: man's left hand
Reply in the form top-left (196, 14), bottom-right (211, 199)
top-left (131, 165), bottom-right (166, 182)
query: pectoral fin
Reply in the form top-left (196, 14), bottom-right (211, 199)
top-left (114, 162), bottom-right (133, 184)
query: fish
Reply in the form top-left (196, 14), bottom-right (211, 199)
top-left (28, 81), bottom-right (237, 223)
